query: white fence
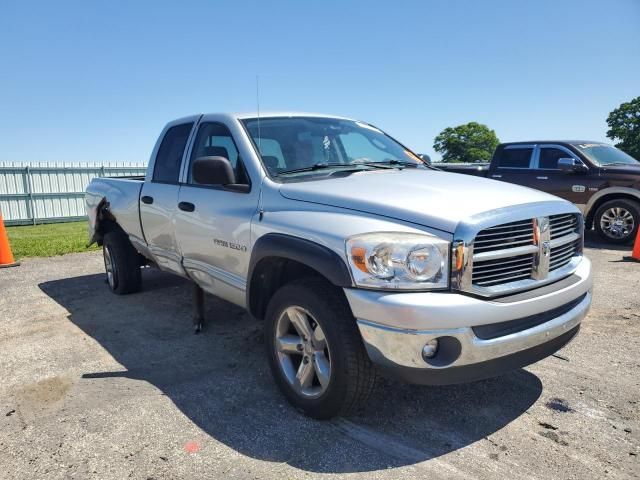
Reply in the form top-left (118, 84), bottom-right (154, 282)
top-left (0, 162), bottom-right (147, 226)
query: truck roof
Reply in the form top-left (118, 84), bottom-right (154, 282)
top-left (173, 112), bottom-right (357, 122)
top-left (500, 140), bottom-right (608, 146)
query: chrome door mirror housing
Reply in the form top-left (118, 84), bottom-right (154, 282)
top-left (558, 158), bottom-right (588, 173)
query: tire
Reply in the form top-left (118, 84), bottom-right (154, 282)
top-left (594, 199), bottom-right (640, 244)
top-left (102, 231), bottom-right (142, 294)
top-left (264, 278), bottom-right (378, 419)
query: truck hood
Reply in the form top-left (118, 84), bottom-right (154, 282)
top-left (279, 169), bottom-right (563, 233)
top-left (599, 164), bottom-right (640, 175)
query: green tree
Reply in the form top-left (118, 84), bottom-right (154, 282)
top-left (606, 96), bottom-right (640, 160)
top-left (433, 122), bottom-right (500, 163)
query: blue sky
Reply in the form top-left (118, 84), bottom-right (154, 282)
top-left (1, 0), bottom-right (638, 163)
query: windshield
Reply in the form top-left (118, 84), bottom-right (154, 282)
top-left (574, 143), bottom-right (639, 167)
top-left (242, 116), bottom-right (424, 178)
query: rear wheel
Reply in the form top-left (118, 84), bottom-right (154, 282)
top-left (102, 231), bottom-right (142, 294)
top-left (264, 278), bottom-right (378, 419)
top-left (594, 199), bottom-right (640, 244)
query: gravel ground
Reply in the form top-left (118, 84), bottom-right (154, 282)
top-left (0, 233), bottom-right (638, 479)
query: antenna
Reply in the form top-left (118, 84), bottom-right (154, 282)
top-left (256, 75), bottom-right (261, 151)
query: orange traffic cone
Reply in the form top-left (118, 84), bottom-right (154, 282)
top-left (0, 212), bottom-right (19, 268)
top-left (631, 226), bottom-right (640, 262)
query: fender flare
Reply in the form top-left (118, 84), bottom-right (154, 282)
top-left (246, 233), bottom-right (353, 314)
top-left (247, 233), bottom-right (353, 287)
top-left (585, 187), bottom-right (640, 219)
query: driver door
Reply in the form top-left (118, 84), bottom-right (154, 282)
top-left (174, 119), bottom-right (260, 307)
top-left (531, 145), bottom-right (602, 209)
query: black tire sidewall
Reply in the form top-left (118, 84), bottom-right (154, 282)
top-left (102, 231), bottom-right (141, 294)
top-left (594, 199), bottom-right (640, 244)
top-left (264, 281), bottom-right (355, 419)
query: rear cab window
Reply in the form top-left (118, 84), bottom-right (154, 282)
top-left (152, 123), bottom-right (194, 183)
top-left (497, 147), bottom-right (533, 169)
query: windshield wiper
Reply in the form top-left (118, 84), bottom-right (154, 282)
top-left (276, 162), bottom-right (392, 176)
top-left (603, 162), bottom-right (638, 166)
top-left (360, 160), bottom-right (422, 168)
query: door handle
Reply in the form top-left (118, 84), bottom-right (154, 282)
top-left (491, 174), bottom-right (502, 178)
top-left (536, 176), bottom-right (548, 180)
top-left (141, 195), bottom-right (154, 204)
top-left (178, 201), bottom-right (195, 212)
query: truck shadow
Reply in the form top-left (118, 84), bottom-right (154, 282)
top-left (39, 270), bottom-right (542, 473)
top-left (584, 229), bottom-right (633, 251)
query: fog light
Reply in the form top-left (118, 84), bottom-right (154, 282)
top-left (422, 339), bottom-right (439, 360)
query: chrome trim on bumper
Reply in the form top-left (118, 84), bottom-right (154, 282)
top-left (346, 255), bottom-right (592, 375)
top-left (356, 292), bottom-right (590, 370)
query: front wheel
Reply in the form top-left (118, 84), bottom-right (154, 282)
top-left (594, 199), bottom-right (640, 244)
top-left (264, 278), bottom-right (378, 419)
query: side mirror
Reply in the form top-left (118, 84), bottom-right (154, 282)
top-left (192, 156), bottom-right (236, 185)
top-left (558, 158), bottom-right (588, 173)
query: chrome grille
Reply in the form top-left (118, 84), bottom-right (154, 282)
top-left (549, 213), bottom-right (580, 271)
top-left (472, 220), bottom-right (535, 286)
top-left (472, 253), bottom-right (534, 287)
top-left (473, 219), bottom-right (534, 253)
top-left (550, 213), bottom-right (578, 240)
top-left (467, 213), bottom-right (582, 294)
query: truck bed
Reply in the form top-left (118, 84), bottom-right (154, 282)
top-left (86, 177), bottom-right (145, 244)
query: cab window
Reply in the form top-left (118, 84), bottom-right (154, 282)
top-left (538, 147), bottom-right (572, 169)
top-left (498, 148), bottom-right (533, 169)
top-left (188, 122), bottom-right (248, 184)
top-left (152, 123), bottom-right (194, 183)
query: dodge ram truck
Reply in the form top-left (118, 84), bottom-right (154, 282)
top-left (86, 113), bottom-right (593, 419)
top-left (436, 141), bottom-right (640, 244)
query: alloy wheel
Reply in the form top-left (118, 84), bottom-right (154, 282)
top-left (274, 306), bottom-right (332, 398)
top-left (103, 246), bottom-right (117, 289)
top-left (600, 207), bottom-right (635, 240)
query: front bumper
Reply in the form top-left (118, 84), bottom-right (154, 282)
top-left (344, 257), bottom-right (592, 385)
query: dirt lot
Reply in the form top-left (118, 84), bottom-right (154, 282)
top-left (0, 233), bottom-right (638, 479)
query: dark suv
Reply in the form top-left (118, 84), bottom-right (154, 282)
top-left (437, 141), bottom-right (640, 244)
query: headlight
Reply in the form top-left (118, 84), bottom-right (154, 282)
top-left (346, 233), bottom-right (449, 290)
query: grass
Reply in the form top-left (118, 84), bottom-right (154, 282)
top-left (5, 221), bottom-right (100, 259)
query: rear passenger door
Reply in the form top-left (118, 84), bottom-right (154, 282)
top-left (489, 145), bottom-right (535, 187)
top-left (140, 119), bottom-right (197, 276)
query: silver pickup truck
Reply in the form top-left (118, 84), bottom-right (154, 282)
top-left (86, 113), bottom-right (593, 419)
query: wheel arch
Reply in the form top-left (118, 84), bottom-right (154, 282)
top-left (585, 188), bottom-right (640, 228)
top-left (90, 198), bottom-right (126, 246)
top-left (246, 233), bottom-right (353, 320)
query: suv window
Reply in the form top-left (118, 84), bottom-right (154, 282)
top-left (498, 148), bottom-right (533, 169)
top-left (188, 122), bottom-right (246, 183)
top-left (538, 147), bottom-right (572, 169)
top-left (152, 123), bottom-right (193, 183)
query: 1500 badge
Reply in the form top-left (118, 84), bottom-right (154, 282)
top-left (213, 238), bottom-right (247, 252)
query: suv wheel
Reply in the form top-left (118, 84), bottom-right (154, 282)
top-left (594, 199), bottom-right (640, 244)
top-left (264, 278), bottom-right (378, 419)
top-left (102, 231), bottom-right (142, 294)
